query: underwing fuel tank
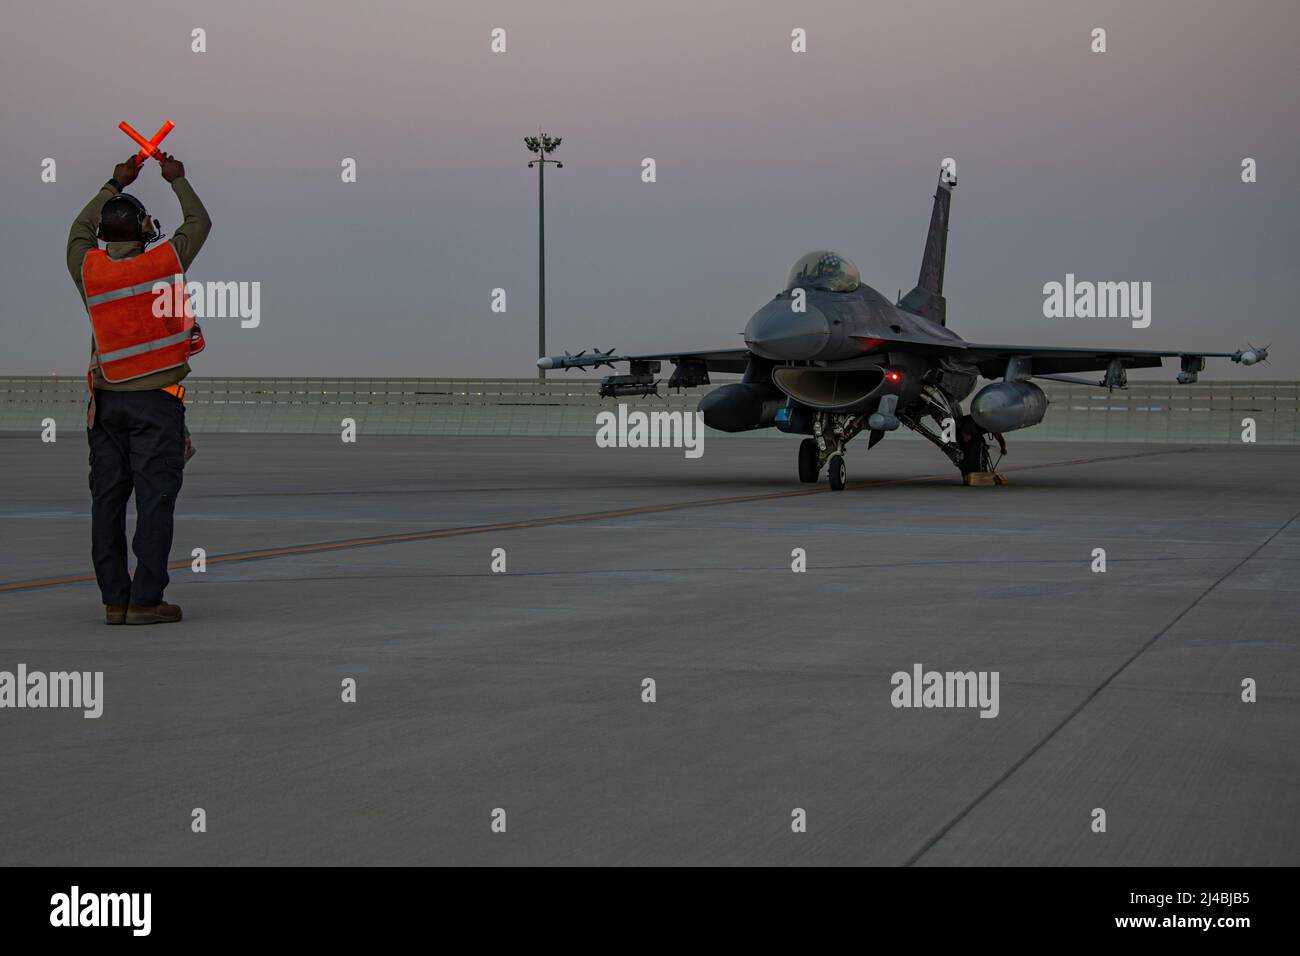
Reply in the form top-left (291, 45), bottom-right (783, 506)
top-left (969, 381), bottom-right (1049, 433)
top-left (698, 382), bottom-right (786, 432)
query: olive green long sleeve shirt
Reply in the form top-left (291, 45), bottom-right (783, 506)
top-left (67, 177), bottom-right (212, 391)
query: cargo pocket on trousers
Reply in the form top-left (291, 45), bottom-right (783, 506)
top-left (163, 457), bottom-right (186, 499)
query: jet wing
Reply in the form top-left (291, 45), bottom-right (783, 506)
top-left (538, 347), bottom-right (751, 375)
top-left (953, 343), bottom-right (1265, 384)
top-left (538, 346), bottom-right (752, 396)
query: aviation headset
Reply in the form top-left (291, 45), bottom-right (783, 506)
top-left (97, 193), bottom-right (166, 247)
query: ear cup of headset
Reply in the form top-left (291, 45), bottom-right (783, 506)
top-left (98, 193), bottom-right (158, 243)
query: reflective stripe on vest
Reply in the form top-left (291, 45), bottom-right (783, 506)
top-left (85, 274), bottom-right (184, 308)
top-left (93, 329), bottom-right (195, 364)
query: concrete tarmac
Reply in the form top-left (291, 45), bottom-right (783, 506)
top-left (0, 433), bottom-right (1297, 865)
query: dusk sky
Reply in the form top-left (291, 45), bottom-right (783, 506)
top-left (2, 0), bottom-right (1296, 377)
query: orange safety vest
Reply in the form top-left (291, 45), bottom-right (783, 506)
top-left (82, 244), bottom-right (205, 384)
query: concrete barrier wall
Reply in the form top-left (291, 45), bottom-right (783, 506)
top-left (2, 375), bottom-right (1296, 443)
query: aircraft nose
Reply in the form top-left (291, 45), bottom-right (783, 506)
top-left (744, 300), bottom-right (831, 360)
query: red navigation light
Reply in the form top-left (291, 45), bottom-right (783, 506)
top-left (885, 370), bottom-right (901, 382)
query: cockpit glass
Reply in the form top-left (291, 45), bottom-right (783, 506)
top-left (784, 250), bottom-right (860, 293)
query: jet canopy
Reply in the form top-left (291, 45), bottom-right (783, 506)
top-left (784, 250), bottom-right (860, 293)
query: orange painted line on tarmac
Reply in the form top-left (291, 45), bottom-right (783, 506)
top-left (1, 447), bottom-right (1190, 595)
top-left (0, 572), bottom-right (99, 591)
top-left (0, 471), bottom-right (952, 593)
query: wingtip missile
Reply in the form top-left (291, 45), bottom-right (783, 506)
top-left (538, 347), bottom-right (620, 371)
top-left (1234, 345), bottom-right (1270, 366)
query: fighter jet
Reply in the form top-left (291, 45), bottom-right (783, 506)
top-left (540, 163), bottom-right (1270, 489)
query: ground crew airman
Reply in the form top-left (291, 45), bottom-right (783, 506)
top-left (67, 153), bottom-right (211, 624)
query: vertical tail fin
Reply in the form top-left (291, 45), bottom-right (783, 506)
top-left (899, 162), bottom-right (956, 326)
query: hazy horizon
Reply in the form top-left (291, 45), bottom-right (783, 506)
top-left (2, 0), bottom-right (1296, 378)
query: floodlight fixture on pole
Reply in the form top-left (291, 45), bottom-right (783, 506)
top-left (526, 130), bottom-right (563, 379)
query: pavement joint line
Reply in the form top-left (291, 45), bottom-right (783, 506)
top-left (0, 447), bottom-right (1194, 594)
top-left (902, 504), bottom-right (1300, 867)
top-left (142, 552), bottom-right (1226, 587)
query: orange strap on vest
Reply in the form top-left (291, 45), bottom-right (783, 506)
top-left (82, 244), bottom-right (205, 384)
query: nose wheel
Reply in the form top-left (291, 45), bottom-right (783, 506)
top-left (798, 438), bottom-right (820, 483)
top-left (803, 410), bottom-right (863, 490)
top-left (827, 453), bottom-right (847, 491)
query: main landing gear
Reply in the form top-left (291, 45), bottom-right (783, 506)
top-left (897, 386), bottom-right (1007, 485)
top-left (793, 391), bottom-right (1008, 491)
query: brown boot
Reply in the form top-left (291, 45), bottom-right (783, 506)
top-left (126, 602), bottom-right (183, 625)
top-left (105, 605), bottom-right (127, 625)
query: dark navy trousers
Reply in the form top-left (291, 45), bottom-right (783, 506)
top-left (87, 389), bottom-right (186, 606)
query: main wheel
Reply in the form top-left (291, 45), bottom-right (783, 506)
top-left (798, 439), bottom-right (820, 483)
top-left (828, 453), bottom-right (847, 491)
top-left (957, 415), bottom-right (990, 474)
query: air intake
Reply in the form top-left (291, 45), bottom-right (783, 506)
top-left (770, 367), bottom-right (885, 411)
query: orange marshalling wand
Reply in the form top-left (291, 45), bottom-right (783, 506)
top-left (119, 120), bottom-right (175, 167)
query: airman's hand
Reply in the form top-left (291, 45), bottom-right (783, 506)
top-left (158, 152), bottom-right (185, 183)
top-left (112, 155), bottom-right (140, 188)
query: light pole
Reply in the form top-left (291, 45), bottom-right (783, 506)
top-left (525, 131), bottom-right (562, 379)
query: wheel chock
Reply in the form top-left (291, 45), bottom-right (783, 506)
top-left (962, 471), bottom-right (1009, 487)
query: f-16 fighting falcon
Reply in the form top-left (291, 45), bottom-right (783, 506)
top-left (540, 162), bottom-right (1270, 489)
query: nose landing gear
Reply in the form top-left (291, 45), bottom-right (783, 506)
top-left (797, 438), bottom-right (820, 483)
top-left (795, 411), bottom-right (868, 490)
top-left (827, 453), bottom-right (847, 491)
